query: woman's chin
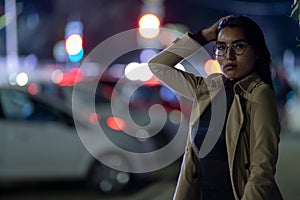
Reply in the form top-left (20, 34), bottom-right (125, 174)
top-left (224, 72), bottom-right (236, 80)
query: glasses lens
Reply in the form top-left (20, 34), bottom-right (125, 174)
top-left (232, 42), bottom-right (247, 55)
top-left (215, 44), bottom-right (227, 56)
top-left (214, 42), bottom-right (248, 56)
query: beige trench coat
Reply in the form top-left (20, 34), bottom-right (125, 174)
top-left (148, 33), bottom-right (283, 200)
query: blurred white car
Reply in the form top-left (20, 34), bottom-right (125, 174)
top-left (0, 84), bottom-right (152, 193)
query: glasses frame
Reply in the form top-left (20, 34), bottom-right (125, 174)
top-left (213, 41), bottom-right (249, 57)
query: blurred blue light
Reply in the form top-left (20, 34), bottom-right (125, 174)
top-left (286, 90), bottom-right (296, 101)
top-left (65, 21), bottom-right (83, 37)
top-left (68, 48), bottom-right (84, 62)
top-left (159, 86), bottom-right (176, 103)
top-left (139, 49), bottom-right (157, 63)
top-left (22, 104), bottom-right (33, 118)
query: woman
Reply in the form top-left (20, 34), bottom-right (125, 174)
top-left (149, 16), bottom-right (283, 200)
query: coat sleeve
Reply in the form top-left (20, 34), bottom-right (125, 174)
top-left (242, 85), bottom-right (283, 200)
top-left (148, 33), bottom-right (204, 100)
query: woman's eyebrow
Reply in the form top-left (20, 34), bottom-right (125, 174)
top-left (216, 39), bottom-right (248, 44)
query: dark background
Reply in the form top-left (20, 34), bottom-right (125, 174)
top-left (0, 0), bottom-right (298, 65)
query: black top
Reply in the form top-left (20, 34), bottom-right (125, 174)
top-left (194, 79), bottom-right (238, 198)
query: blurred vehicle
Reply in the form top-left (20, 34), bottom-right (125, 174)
top-left (0, 84), bottom-right (151, 193)
top-left (72, 75), bottom-right (191, 151)
top-left (0, 63), bottom-right (191, 193)
top-left (285, 93), bottom-right (300, 134)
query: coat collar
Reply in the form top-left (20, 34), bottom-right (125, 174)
top-left (200, 72), bottom-right (263, 97)
top-left (233, 72), bottom-right (263, 96)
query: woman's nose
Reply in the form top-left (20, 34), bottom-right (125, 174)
top-left (225, 47), bottom-right (235, 60)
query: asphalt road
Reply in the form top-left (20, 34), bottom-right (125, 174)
top-left (0, 181), bottom-right (177, 200)
top-left (276, 133), bottom-right (300, 200)
top-left (1, 132), bottom-right (299, 200)
top-left (0, 161), bottom-right (180, 200)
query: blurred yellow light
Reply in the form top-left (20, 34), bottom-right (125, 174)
top-left (65, 34), bottom-right (83, 55)
top-left (138, 14), bottom-right (160, 39)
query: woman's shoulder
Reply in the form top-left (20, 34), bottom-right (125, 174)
top-left (235, 72), bottom-right (270, 93)
top-left (245, 75), bottom-right (276, 103)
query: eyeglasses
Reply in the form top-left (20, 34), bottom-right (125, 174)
top-left (213, 41), bottom-right (249, 56)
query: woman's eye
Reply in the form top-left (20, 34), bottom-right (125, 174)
top-left (217, 45), bottom-right (226, 50)
top-left (235, 43), bottom-right (246, 49)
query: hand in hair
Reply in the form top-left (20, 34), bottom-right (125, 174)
top-left (201, 16), bottom-right (232, 42)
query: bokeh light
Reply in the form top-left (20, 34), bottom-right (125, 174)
top-left (159, 86), bottom-right (177, 102)
top-left (65, 34), bottom-right (83, 55)
top-left (139, 49), bottom-right (157, 63)
top-left (51, 69), bottom-right (64, 84)
top-left (16, 72), bottom-right (29, 86)
top-left (138, 13), bottom-right (160, 39)
top-left (28, 83), bottom-right (39, 95)
top-left (168, 110), bottom-right (181, 125)
top-left (124, 62), bottom-right (153, 81)
top-left (204, 59), bottom-right (222, 75)
top-left (8, 73), bottom-right (17, 85)
top-left (89, 113), bottom-right (101, 125)
top-left (68, 48), bottom-right (84, 63)
top-left (106, 117), bottom-right (126, 131)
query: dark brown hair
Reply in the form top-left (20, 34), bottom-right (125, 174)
top-left (217, 16), bottom-right (274, 90)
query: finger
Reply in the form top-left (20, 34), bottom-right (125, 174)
top-left (218, 15), bottom-right (233, 23)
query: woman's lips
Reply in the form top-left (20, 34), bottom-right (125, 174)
top-left (224, 63), bottom-right (237, 70)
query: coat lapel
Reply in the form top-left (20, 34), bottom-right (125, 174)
top-left (225, 94), bottom-right (244, 170)
top-left (189, 73), bottom-right (227, 157)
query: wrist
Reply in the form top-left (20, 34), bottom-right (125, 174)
top-left (188, 30), bottom-right (208, 45)
top-left (201, 28), bottom-right (216, 42)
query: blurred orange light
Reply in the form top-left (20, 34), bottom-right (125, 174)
top-left (204, 59), bottom-right (222, 75)
top-left (138, 14), bottom-right (160, 39)
top-left (106, 117), bottom-right (126, 131)
top-left (28, 83), bottom-right (39, 95)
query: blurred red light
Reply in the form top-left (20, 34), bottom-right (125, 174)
top-left (102, 85), bottom-right (115, 100)
top-left (89, 113), bottom-right (101, 125)
top-left (58, 68), bottom-right (84, 86)
top-left (144, 76), bottom-right (161, 86)
top-left (106, 117), bottom-right (126, 131)
top-left (28, 83), bottom-right (39, 95)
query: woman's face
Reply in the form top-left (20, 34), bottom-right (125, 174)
top-left (216, 27), bottom-right (257, 79)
